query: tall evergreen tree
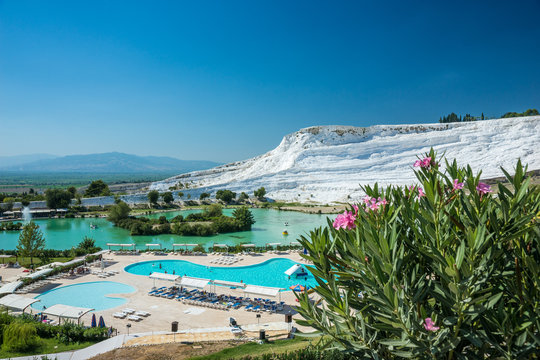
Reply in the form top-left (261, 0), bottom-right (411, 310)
top-left (17, 222), bottom-right (45, 268)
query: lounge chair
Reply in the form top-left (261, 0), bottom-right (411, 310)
top-left (135, 311), bottom-right (150, 317)
top-left (113, 312), bottom-right (127, 318)
top-left (128, 315), bottom-right (142, 321)
top-left (122, 308), bottom-right (135, 314)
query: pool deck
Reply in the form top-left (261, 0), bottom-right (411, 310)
top-left (2, 251), bottom-right (315, 335)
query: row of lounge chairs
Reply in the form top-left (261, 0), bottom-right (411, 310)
top-left (148, 286), bottom-right (286, 313)
top-left (112, 250), bottom-right (140, 255)
top-left (91, 270), bottom-right (118, 278)
top-left (209, 257), bottom-right (243, 265)
top-left (113, 308), bottom-right (151, 321)
top-left (15, 279), bottom-right (51, 294)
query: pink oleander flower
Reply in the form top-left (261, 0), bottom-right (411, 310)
top-left (453, 179), bottom-right (464, 190)
top-left (414, 157), bottom-right (432, 168)
top-left (418, 187), bottom-right (425, 198)
top-left (369, 199), bottom-right (380, 211)
top-left (333, 211), bottom-right (356, 230)
top-left (424, 318), bottom-right (440, 331)
top-left (362, 196), bottom-right (388, 211)
top-left (352, 204), bottom-right (359, 215)
top-left (476, 182), bottom-right (492, 195)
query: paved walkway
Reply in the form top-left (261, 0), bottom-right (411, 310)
top-left (3, 322), bottom-right (290, 360)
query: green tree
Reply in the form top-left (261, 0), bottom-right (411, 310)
top-left (108, 201), bottom-right (131, 224)
top-left (45, 189), bottom-right (72, 209)
top-left (67, 186), bottom-right (77, 198)
top-left (238, 192), bottom-right (249, 202)
top-left (147, 190), bottom-right (159, 205)
top-left (78, 236), bottom-right (96, 251)
top-left (204, 203), bottom-right (223, 217)
top-left (3, 321), bottom-right (41, 352)
top-left (84, 180), bottom-right (111, 197)
top-left (177, 192), bottom-right (184, 199)
top-left (199, 192), bottom-right (210, 201)
top-left (254, 187), bottom-right (266, 200)
top-left (232, 206), bottom-right (255, 230)
top-left (296, 151), bottom-right (540, 359)
top-left (216, 189), bottom-right (236, 204)
top-left (16, 222), bottom-right (46, 268)
top-left (2, 197), bottom-right (14, 211)
top-left (20, 198), bottom-right (30, 207)
top-left (161, 191), bottom-right (174, 204)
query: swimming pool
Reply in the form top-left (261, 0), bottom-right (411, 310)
top-left (32, 281), bottom-right (136, 311)
top-left (125, 258), bottom-right (316, 290)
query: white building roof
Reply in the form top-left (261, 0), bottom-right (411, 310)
top-left (180, 276), bottom-right (210, 289)
top-left (244, 285), bottom-right (282, 297)
top-left (43, 304), bottom-right (94, 319)
top-left (0, 294), bottom-right (40, 311)
top-left (149, 272), bottom-right (180, 282)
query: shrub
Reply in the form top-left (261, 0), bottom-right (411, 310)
top-left (3, 321), bottom-right (41, 352)
top-left (296, 150), bottom-right (540, 359)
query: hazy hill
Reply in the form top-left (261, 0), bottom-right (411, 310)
top-left (0, 154), bottom-right (58, 167)
top-left (0, 152), bottom-right (220, 174)
top-left (150, 116), bottom-right (540, 203)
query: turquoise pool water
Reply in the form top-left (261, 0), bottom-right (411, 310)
top-left (31, 281), bottom-right (136, 311)
top-left (0, 209), bottom-right (328, 250)
top-left (125, 258), bottom-right (316, 290)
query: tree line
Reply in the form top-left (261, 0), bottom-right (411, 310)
top-left (439, 108), bottom-right (538, 123)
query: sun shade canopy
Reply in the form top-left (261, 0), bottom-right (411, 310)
top-left (0, 294), bottom-right (40, 311)
top-left (213, 244), bottom-right (228, 248)
top-left (172, 244), bottom-right (198, 247)
top-left (43, 304), bottom-right (94, 319)
top-left (243, 285), bottom-right (282, 297)
top-left (106, 243), bottom-right (135, 248)
top-left (180, 276), bottom-right (210, 289)
top-left (0, 281), bottom-right (23, 295)
top-left (145, 243), bottom-right (162, 248)
top-left (149, 272), bottom-right (180, 282)
top-left (266, 243), bottom-right (282, 246)
top-left (22, 268), bottom-right (53, 280)
top-left (212, 280), bottom-right (246, 288)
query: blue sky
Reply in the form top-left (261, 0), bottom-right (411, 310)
top-left (1, 0), bottom-right (539, 163)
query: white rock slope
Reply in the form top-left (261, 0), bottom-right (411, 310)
top-left (151, 116), bottom-right (540, 203)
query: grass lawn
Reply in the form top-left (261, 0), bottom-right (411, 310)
top-left (189, 337), bottom-right (317, 360)
top-left (0, 337), bottom-right (94, 358)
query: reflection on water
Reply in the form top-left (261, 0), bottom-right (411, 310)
top-left (0, 209), bottom-right (329, 250)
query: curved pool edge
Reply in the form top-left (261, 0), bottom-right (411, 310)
top-left (31, 281), bottom-right (137, 311)
top-left (123, 257), bottom-right (316, 291)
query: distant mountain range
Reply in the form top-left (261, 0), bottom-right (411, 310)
top-left (0, 152), bottom-right (221, 173)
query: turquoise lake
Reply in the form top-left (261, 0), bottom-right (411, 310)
top-left (0, 209), bottom-right (330, 250)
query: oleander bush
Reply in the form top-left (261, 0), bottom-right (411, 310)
top-left (296, 149), bottom-right (540, 359)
